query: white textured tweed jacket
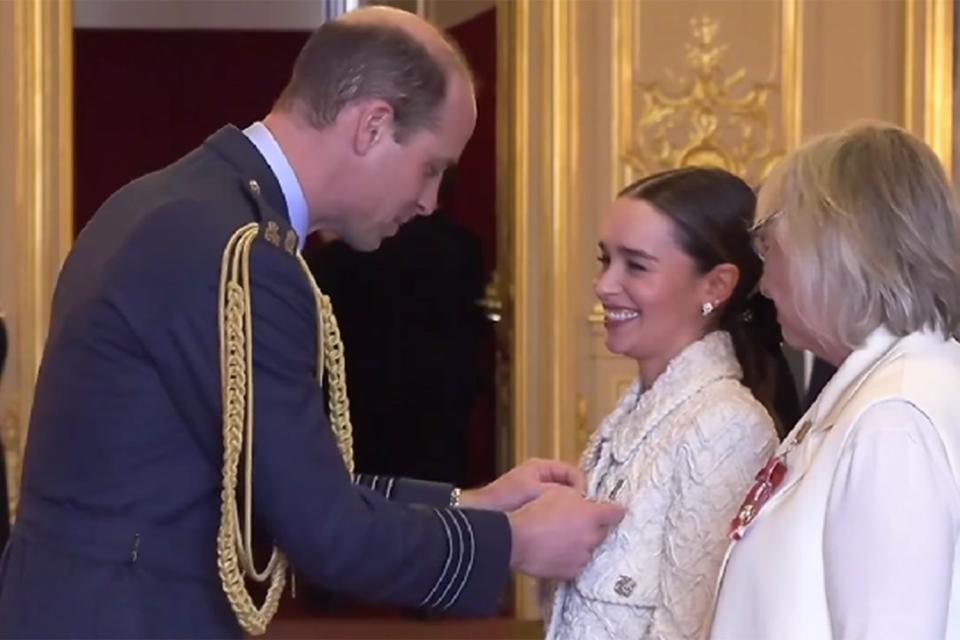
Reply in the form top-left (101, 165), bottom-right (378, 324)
top-left (545, 331), bottom-right (777, 640)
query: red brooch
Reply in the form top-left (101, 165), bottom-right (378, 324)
top-left (729, 455), bottom-right (787, 540)
top-left (729, 419), bottom-right (815, 540)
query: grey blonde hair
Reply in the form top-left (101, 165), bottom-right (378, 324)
top-left (757, 122), bottom-right (960, 349)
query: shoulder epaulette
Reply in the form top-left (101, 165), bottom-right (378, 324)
top-left (242, 178), bottom-right (300, 256)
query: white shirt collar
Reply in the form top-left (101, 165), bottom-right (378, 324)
top-left (242, 121), bottom-right (309, 251)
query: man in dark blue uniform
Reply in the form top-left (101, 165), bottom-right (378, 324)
top-left (0, 7), bottom-right (623, 638)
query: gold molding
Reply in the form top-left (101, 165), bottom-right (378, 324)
top-left (498, 0), bottom-right (579, 470)
top-left (905, 0), bottom-right (954, 176)
top-left (613, 0), bottom-right (637, 191)
top-left (498, 0), bottom-right (580, 619)
top-left (543, 0), bottom-right (578, 464)
top-left (924, 0), bottom-right (953, 177)
top-left (905, 0), bottom-right (917, 130)
top-left (16, 0), bottom-right (74, 356)
top-left (497, 0), bottom-right (530, 618)
top-left (496, 0), bottom-right (527, 473)
top-left (781, 0), bottom-right (802, 150)
top-left (6, 0), bottom-right (73, 513)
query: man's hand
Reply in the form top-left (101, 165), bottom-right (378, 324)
top-left (506, 486), bottom-right (625, 580)
top-left (459, 458), bottom-right (585, 512)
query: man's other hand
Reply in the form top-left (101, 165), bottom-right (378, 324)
top-left (459, 458), bottom-right (585, 512)
top-left (506, 486), bottom-right (626, 580)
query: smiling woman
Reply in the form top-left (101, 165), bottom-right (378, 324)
top-left (598, 168), bottom-right (776, 406)
top-left (544, 167), bottom-right (779, 640)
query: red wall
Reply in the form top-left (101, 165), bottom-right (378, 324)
top-left (74, 29), bottom-right (308, 233)
top-left (446, 8), bottom-right (496, 275)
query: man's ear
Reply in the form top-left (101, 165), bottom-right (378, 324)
top-left (351, 99), bottom-right (395, 156)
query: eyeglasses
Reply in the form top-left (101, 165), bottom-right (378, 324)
top-left (749, 208), bottom-right (786, 262)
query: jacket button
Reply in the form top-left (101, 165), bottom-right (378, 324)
top-left (614, 575), bottom-right (636, 597)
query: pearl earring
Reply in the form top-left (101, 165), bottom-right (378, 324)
top-left (701, 301), bottom-right (717, 317)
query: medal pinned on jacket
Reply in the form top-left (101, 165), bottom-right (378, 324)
top-left (729, 419), bottom-right (815, 540)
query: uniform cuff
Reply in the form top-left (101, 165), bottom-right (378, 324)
top-left (419, 507), bottom-right (512, 616)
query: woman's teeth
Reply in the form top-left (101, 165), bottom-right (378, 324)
top-left (606, 309), bottom-right (640, 322)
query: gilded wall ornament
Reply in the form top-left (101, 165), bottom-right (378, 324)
top-left (624, 15), bottom-right (784, 183)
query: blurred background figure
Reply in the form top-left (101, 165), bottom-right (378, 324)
top-left (306, 170), bottom-right (489, 489)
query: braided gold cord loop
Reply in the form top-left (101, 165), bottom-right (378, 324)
top-left (217, 224), bottom-right (355, 635)
top-left (217, 225), bottom-right (286, 636)
top-left (298, 253), bottom-right (355, 475)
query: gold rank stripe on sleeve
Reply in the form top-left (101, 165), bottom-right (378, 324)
top-left (216, 222), bottom-right (355, 636)
top-left (420, 508), bottom-right (477, 612)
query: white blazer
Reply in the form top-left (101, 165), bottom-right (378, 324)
top-left (710, 328), bottom-right (960, 640)
top-left (546, 331), bottom-right (777, 640)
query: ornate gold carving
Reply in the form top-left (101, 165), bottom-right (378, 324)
top-left (588, 301), bottom-right (605, 325)
top-left (478, 271), bottom-right (502, 323)
top-left (1, 400), bottom-right (20, 519)
top-left (575, 393), bottom-right (589, 452)
top-left (624, 15), bottom-right (784, 183)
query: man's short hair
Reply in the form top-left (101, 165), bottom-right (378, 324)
top-left (277, 20), bottom-right (468, 141)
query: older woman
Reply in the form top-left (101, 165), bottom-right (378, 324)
top-left (710, 123), bottom-right (960, 639)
